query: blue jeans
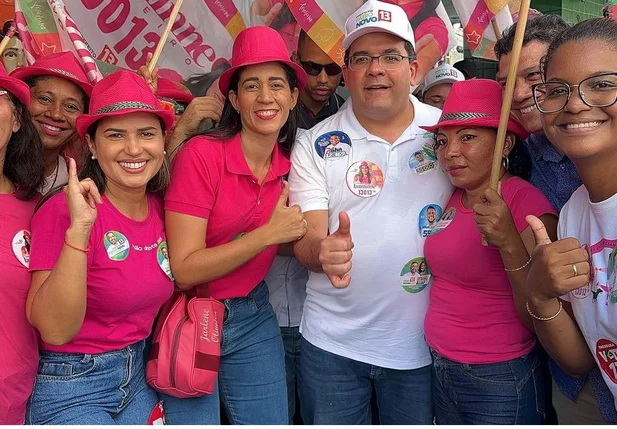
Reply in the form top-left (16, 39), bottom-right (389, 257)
top-left (26, 340), bottom-right (158, 424)
top-left (281, 326), bottom-right (301, 424)
top-left (431, 346), bottom-right (545, 424)
top-left (160, 282), bottom-right (288, 424)
top-left (299, 336), bottom-right (432, 424)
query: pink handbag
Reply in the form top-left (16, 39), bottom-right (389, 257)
top-left (146, 288), bottom-right (225, 398)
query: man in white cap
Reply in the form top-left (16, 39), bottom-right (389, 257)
top-left (421, 63), bottom-right (465, 109)
top-left (289, 0), bottom-right (452, 424)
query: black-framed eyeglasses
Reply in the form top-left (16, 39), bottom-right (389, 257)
top-left (299, 60), bottom-right (342, 76)
top-left (532, 72), bottom-right (617, 114)
top-left (346, 53), bottom-right (411, 71)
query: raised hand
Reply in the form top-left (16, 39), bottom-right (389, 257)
top-left (473, 183), bottom-right (518, 248)
top-left (64, 158), bottom-right (102, 232)
top-left (172, 96), bottom-right (224, 139)
top-left (320, 212), bottom-right (353, 289)
top-left (265, 181), bottom-right (307, 245)
top-left (525, 215), bottom-right (590, 304)
top-left (137, 52), bottom-right (159, 93)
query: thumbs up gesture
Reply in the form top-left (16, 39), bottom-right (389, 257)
top-left (320, 212), bottom-right (354, 288)
top-left (64, 157), bottom-right (102, 231)
top-left (265, 181), bottom-right (307, 245)
top-left (526, 215), bottom-right (590, 303)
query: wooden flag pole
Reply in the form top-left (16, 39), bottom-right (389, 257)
top-left (491, 17), bottom-right (502, 40)
top-left (0, 25), bottom-right (16, 56)
top-left (489, 0), bottom-right (531, 190)
top-left (148, 0), bottom-right (184, 74)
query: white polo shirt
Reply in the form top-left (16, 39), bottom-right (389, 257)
top-left (289, 96), bottom-right (453, 369)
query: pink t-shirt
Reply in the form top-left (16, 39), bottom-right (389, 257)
top-left (0, 194), bottom-right (38, 424)
top-left (165, 134), bottom-right (290, 300)
top-left (29, 193), bottom-right (174, 354)
top-left (424, 176), bottom-right (556, 364)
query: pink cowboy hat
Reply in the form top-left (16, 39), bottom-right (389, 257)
top-left (218, 26), bottom-right (306, 95)
top-left (0, 62), bottom-right (31, 108)
top-left (76, 69), bottom-right (175, 139)
top-left (421, 79), bottom-right (529, 141)
top-left (156, 78), bottom-right (194, 104)
top-left (11, 51), bottom-right (94, 97)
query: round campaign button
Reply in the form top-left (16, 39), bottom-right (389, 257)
top-left (346, 160), bottom-right (384, 198)
top-left (103, 230), bottom-right (130, 261)
top-left (431, 207), bottom-right (456, 234)
top-left (400, 257), bottom-right (431, 294)
top-left (314, 131), bottom-right (351, 160)
top-left (596, 338), bottom-right (617, 384)
top-left (157, 242), bottom-right (174, 280)
top-left (12, 229), bottom-right (31, 268)
top-left (418, 204), bottom-right (443, 238)
top-left (409, 150), bottom-right (437, 175)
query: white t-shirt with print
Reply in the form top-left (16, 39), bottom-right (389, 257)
top-left (289, 95), bottom-right (453, 370)
top-left (560, 185), bottom-right (617, 408)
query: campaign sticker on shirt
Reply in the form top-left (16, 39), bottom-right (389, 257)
top-left (314, 131), bottom-right (351, 160)
top-left (419, 204), bottom-right (443, 238)
top-left (103, 230), bottom-right (130, 261)
top-left (431, 207), bottom-right (456, 234)
top-left (596, 339), bottom-right (617, 383)
top-left (346, 160), bottom-right (384, 198)
top-left (409, 146), bottom-right (437, 175)
top-left (400, 257), bottom-right (431, 293)
top-left (572, 284), bottom-right (591, 300)
top-left (12, 229), bottom-right (32, 268)
top-left (607, 247), bottom-right (617, 303)
top-left (157, 242), bottom-right (174, 281)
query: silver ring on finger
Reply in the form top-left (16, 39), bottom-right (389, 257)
top-left (572, 263), bottom-right (578, 276)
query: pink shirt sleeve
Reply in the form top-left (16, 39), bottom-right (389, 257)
top-left (165, 137), bottom-right (222, 219)
top-left (503, 177), bottom-right (558, 233)
top-left (29, 193), bottom-right (71, 271)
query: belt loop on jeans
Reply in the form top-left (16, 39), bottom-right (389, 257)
top-left (80, 354), bottom-right (92, 363)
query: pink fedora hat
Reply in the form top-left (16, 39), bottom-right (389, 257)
top-left (76, 69), bottom-right (175, 139)
top-left (218, 26), bottom-right (307, 95)
top-left (0, 62), bottom-right (31, 108)
top-left (11, 51), bottom-right (94, 97)
top-left (156, 78), bottom-right (194, 105)
top-left (421, 79), bottom-right (529, 141)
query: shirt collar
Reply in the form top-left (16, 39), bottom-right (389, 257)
top-left (525, 133), bottom-right (566, 163)
top-left (225, 133), bottom-right (291, 179)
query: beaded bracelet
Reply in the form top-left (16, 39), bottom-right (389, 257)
top-left (526, 300), bottom-right (563, 322)
top-left (504, 255), bottom-right (532, 272)
top-left (64, 239), bottom-right (90, 253)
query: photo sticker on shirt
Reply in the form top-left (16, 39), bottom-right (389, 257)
top-left (400, 257), bottom-right (431, 293)
top-left (12, 229), bottom-right (32, 268)
top-left (418, 204), bottom-right (443, 238)
top-left (596, 338), bottom-right (617, 384)
top-left (157, 242), bottom-right (174, 281)
top-left (346, 160), bottom-right (384, 198)
top-left (607, 247), bottom-right (617, 304)
top-left (314, 131), bottom-right (351, 160)
top-left (409, 147), bottom-right (437, 175)
top-left (430, 207), bottom-right (456, 234)
top-left (103, 230), bottom-right (130, 261)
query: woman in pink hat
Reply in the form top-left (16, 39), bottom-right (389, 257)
top-left (11, 51), bottom-right (93, 194)
top-left (421, 79), bottom-right (558, 424)
top-left (25, 69), bottom-right (174, 424)
top-left (0, 63), bottom-right (45, 425)
top-left (163, 26), bottom-right (307, 424)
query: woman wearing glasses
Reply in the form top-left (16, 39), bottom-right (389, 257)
top-left (526, 18), bottom-right (617, 416)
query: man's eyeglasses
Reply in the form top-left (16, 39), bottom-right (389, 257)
top-left (346, 54), bottom-right (411, 71)
top-left (532, 72), bottom-right (617, 114)
top-left (299, 60), bottom-right (342, 77)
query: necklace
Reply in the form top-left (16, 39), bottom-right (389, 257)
top-left (46, 156), bottom-right (60, 191)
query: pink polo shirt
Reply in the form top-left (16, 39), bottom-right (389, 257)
top-left (165, 134), bottom-right (290, 300)
top-left (0, 194), bottom-right (38, 424)
top-left (424, 176), bottom-right (556, 364)
top-left (29, 193), bottom-right (174, 354)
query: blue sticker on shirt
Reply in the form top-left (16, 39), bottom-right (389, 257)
top-left (314, 131), bottom-right (351, 160)
top-left (419, 204), bottom-right (443, 238)
top-left (409, 143), bottom-right (437, 174)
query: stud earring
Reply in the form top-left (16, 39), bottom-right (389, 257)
top-left (163, 151), bottom-right (167, 155)
top-left (91, 155), bottom-right (96, 160)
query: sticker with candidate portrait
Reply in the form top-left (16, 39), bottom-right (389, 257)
top-left (346, 160), bottom-right (384, 198)
top-left (12, 229), bottom-right (32, 268)
top-left (431, 207), bottom-right (456, 234)
top-left (419, 204), bottom-right (443, 238)
top-left (400, 257), bottom-right (431, 293)
top-left (596, 338), bottom-right (617, 383)
top-left (103, 230), bottom-right (130, 261)
top-left (409, 146), bottom-right (437, 175)
top-left (608, 246), bottom-right (617, 303)
top-left (157, 242), bottom-right (174, 281)
top-left (314, 131), bottom-right (351, 160)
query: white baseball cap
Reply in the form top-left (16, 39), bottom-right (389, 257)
top-left (342, 0), bottom-right (415, 50)
top-left (422, 63), bottom-right (465, 95)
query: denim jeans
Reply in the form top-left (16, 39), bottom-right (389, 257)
top-left (299, 336), bottom-right (432, 425)
top-left (281, 326), bottom-right (301, 424)
top-left (160, 282), bottom-right (288, 424)
top-left (26, 340), bottom-right (158, 424)
top-left (431, 346), bottom-right (545, 425)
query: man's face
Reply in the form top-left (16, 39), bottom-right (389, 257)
top-left (427, 208), bottom-right (436, 223)
top-left (497, 41), bottom-right (547, 135)
top-left (343, 32), bottom-right (417, 123)
top-left (423, 83), bottom-right (453, 110)
top-left (329, 135), bottom-right (340, 146)
top-left (297, 35), bottom-right (342, 104)
top-left (410, 262), bottom-right (419, 274)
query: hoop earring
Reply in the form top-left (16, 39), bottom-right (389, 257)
top-left (502, 156), bottom-right (510, 171)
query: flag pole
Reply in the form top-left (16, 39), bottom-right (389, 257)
top-left (489, 0), bottom-right (531, 190)
top-left (148, 0), bottom-right (184, 74)
top-left (0, 25), bottom-right (16, 56)
top-left (491, 17), bottom-right (501, 40)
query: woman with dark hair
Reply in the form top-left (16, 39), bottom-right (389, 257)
top-left (527, 18), bottom-right (617, 419)
top-left (422, 79), bottom-right (558, 424)
top-left (0, 63), bottom-right (45, 425)
top-left (162, 26), bottom-right (307, 424)
top-left (11, 51), bottom-right (93, 194)
top-left (184, 62), bottom-right (231, 99)
top-left (25, 70), bottom-right (174, 424)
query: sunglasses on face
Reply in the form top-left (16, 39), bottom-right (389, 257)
top-left (299, 60), bottom-right (342, 77)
